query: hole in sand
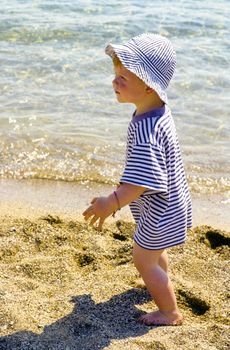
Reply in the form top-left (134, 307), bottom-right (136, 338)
top-left (78, 253), bottom-right (95, 267)
top-left (40, 215), bottom-right (62, 225)
top-left (177, 289), bottom-right (210, 315)
top-left (112, 232), bottom-right (127, 241)
top-left (205, 230), bottom-right (230, 249)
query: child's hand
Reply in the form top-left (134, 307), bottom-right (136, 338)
top-left (82, 196), bottom-right (115, 230)
top-left (83, 183), bottom-right (145, 230)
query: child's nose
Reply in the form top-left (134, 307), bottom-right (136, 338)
top-left (112, 77), bottom-right (119, 86)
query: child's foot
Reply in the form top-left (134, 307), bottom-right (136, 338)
top-left (139, 310), bottom-right (183, 326)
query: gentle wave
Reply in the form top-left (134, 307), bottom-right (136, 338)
top-left (0, 139), bottom-right (229, 195)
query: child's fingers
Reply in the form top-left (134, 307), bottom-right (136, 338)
top-left (98, 217), bottom-right (105, 231)
top-left (90, 215), bottom-right (99, 226)
top-left (82, 208), bottom-right (90, 216)
top-left (91, 197), bottom-right (98, 204)
top-left (83, 206), bottom-right (94, 220)
top-left (84, 212), bottom-right (93, 221)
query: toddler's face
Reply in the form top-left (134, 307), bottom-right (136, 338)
top-left (112, 64), bottom-right (147, 106)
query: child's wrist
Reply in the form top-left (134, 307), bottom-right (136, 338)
top-left (113, 191), bottom-right (121, 210)
top-left (112, 191), bottom-right (121, 217)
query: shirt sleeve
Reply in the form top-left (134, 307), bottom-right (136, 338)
top-left (120, 142), bottom-right (168, 192)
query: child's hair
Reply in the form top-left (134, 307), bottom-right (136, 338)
top-left (112, 54), bottom-right (122, 67)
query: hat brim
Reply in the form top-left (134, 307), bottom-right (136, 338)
top-left (105, 43), bottom-right (168, 104)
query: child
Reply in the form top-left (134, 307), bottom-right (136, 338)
top-left (83, 33), bottom-right (192, 326)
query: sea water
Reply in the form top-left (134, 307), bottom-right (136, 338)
top-left (0, 0), bottom-right (229, 198)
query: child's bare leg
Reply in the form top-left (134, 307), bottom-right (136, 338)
top-left (158, 250), bottom-right (168, 273)
top-left (133, 242), bottom-right (182, 326)
top-left (135, 249), bottom-right (168, 287)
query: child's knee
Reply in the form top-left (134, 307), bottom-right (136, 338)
top-left (133, 250), bottom-right (142, 272)
top-left (133, 244), bottom-right (151, 273)
top-left (132, 243), bottom-right (145, 272)
top-left (133, 242), bottom-right (164, 272)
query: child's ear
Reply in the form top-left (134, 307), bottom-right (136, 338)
top-left (145, 86), bottom-right (154, 94)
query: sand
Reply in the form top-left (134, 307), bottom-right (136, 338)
top-left (0, 180), bottom-right (229, 350)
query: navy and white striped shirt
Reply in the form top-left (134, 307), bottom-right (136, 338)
top-left (120, 105), bottom-right (192, 250)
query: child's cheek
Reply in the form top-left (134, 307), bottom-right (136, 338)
top-left (118, 79), bottom-right (126, 88)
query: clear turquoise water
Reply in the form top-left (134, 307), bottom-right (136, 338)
top-left (0, 0), bottom-right (229, 196)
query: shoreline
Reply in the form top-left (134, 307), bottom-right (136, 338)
top-left (0, 178), bottom-right (229, 230)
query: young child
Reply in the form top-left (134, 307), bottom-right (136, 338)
top-left (83, 33), bottom-right (192, 326)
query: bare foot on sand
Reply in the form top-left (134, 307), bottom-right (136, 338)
top-left (139, 310), bottom-right (183, 326)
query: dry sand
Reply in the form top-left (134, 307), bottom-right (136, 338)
top-left (0, 179), bottom-right (229, 349)
top-left (0, 212), bottom-right (229, 350)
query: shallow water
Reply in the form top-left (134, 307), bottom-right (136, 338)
top-left (0, 0), bottom-right (229, 196)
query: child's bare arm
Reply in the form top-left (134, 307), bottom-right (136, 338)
top-left (82, 183), bottom-right (145, 230)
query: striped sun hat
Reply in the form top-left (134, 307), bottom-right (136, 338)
top-left (105, 33), bottom-right (176, 104)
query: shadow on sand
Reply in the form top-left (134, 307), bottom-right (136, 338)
top-left (0, 288), bottom-right (155, 350)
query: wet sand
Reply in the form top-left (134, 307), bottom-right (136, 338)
top-left (0, 179), bottom-right (229, 350)
top-left (0, 179), bottom-right (229, 229)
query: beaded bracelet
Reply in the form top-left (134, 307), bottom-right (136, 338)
top-left (112, 191), bottom-right (121, 217)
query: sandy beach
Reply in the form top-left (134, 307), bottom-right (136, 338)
top-left (1, 0), bottom-right (230, 348)
top-left (0, 179), bottom-right (229, 350)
